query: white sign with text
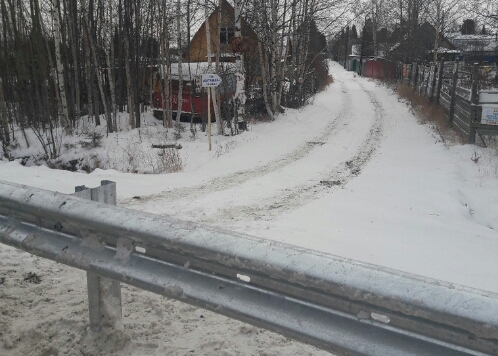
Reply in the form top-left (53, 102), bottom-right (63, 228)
top-left (201, 74), bottom-right (222, 87)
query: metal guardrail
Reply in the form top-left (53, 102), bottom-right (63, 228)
top-left (0, 180), bottom-right (497, 356)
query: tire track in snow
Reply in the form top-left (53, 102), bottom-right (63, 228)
top-left (203, 80), bottom-right (386, 224)
top-left (121, 80), bottom-right (354, 208)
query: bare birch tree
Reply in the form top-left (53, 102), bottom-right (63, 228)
top-left (176, 0), bottom-right (184, 125)
top-left (105, 0), bottom-right (118, 132)
top-left (233, 0), bottom-right (246, 127)
top-left (214, 0), bottom-right (223, 135)
top-left (51, 0), bottom-right (71, 134)
top-left (0, 78), bottom-right (10, 152)
top-left (427, 0), bottom-right (461, 61)
top-left (160, 1), bottom-right (173, 128)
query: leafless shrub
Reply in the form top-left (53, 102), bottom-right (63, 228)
top-left (158, 148), bottom-right (183, 173)
top-left (325, 74), bottom-right (334, 86)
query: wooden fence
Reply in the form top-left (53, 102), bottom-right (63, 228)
top-left (399, 60), bottom-right (498, 144)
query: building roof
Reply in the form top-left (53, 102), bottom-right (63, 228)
top-left (161, 62), bottom-right (236, 81)
top-left (446, 33), bottom-right (498, 52)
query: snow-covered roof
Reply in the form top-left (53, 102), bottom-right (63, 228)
top-left (351, 44), bottom-right (361, 57)
top-left (161, 62), bottom-right (236, 81)
top-left (447, 33), bottom-right (496, 41)
top-left (446, 33), bottom-right (498, 52)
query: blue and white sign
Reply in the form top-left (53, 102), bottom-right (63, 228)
top-left (481, 105), bottom-right (498, 126)
top-left (201, 74), bottom-right (222, 87)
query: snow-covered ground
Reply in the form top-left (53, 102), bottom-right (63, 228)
top-left (1, 62), bottom-right (497, 355)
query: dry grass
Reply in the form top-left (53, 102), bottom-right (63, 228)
top-left (326, 74), bottom-right (334, 85)
top-left (160, 147), bottom-right (183, 173)
top-left (395, 84), bottom-right (465, 145)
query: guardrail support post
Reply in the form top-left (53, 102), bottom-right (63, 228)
top-left (73, 181), bottom-right (122, 332)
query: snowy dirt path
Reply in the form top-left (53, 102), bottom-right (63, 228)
top-left (122, 71), bottom-right (386, 226)
top-left (201, 80), bottom-right (387, 224)
top-left (120, 79), bottom-right (353, 208)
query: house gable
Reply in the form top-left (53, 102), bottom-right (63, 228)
top-left (185, 0), bottom-right (259, 63)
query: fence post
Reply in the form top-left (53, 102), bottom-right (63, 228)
top-left (435, 59), bottom-right (444, 105)
top-left (471, 63), bottom-right (479, 105)
top-left (449, 59), bottom-right (459, 123)
top-left (425, 65), bottom-right (431, 96)
top-left (430, 63), bottom-right (438, 102)
top-left (469, 63), bottom-right (480, 144)
top-left (412, 62), bottom-right (419, 89)
top-left (73, 181), bottom-right (122, 332)
top-left (419, 65), bottom-right (426, 94)
top-left (425, 64), bottom-right (432, 96)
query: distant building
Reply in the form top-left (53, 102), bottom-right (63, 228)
top-left (447, 33), bottom-right (498, 62)
top-left (388, 22), bottom-right (456, 62)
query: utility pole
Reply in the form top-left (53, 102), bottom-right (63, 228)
top-left (344, 26), bottom-right (349, 70)
top-left (359, 19), bottom-right (366, 75)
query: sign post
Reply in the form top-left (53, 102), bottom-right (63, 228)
top-left (201, 74), bottom-right (222, 151)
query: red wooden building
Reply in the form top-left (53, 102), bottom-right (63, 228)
top-left (152, 0), bottom-right (260, 121)
top-left (152, 62), bottom-right (236, 121)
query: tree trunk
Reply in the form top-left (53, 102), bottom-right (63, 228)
top-left (433, 2), bottom-right (441, 62)
top-left (176, 0), bottom-right (183, 124)
top-left (105, 0), bottom-right (117, 132)
top-left (233, 0), bottom-right (246, 127)
top-left (124, 36), bottom-right (135, 128)
top-left (52, 0), bottom-right (71, 134)
top-left (215, 0), bottom-right (223, 135)
top-left (82, 0), bottom-right (109, 130)
top-left (82, 7), bottom-right (95, 126)
top-left (258, 40), bottom-right (275, 121)
top-left (270, 0), bottom-right (278, 113)
top-left (372, 1), bottom-right (377, 58)
top-left (134, 0), bottom-right (141, 129)
top-left (67, 0), bottom-right (81, 121)
top-left (0, 78), bottom-right (10, 148)
top-left (275, 0), bottom-right (289, 110)
top-left (160, 10), bottom-right (173, 128)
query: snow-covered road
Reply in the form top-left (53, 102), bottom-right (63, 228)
top-left (1, 62), bottom-right (497, 355)
top-left (121, 69), bottom-right (384, 222)
top-left (121, 63), bottom-right (498, 295)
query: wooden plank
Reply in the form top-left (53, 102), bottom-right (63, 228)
top-left (440, 91), bottom-right (451, 103)
top-left (455, 92), bottom-right (471, 105)
top-left (455, 87), bottom-right (471, 98)
top-left (440, 96), bottom-right (451, 111)
top-left (152, 144), bottom-right (182, 149)
top-left (453, 119), bottom-right (469, 137)
top-left (454, 112), bottom-right (470, 129)
top-left (477, 128), bottom-right (498, 136)
top-left (472, 122), bottom-right (498, 130)
top-left (454, 104), bottom-right (470, 119)
top-left (454, 99), bottom-right (471, 114)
